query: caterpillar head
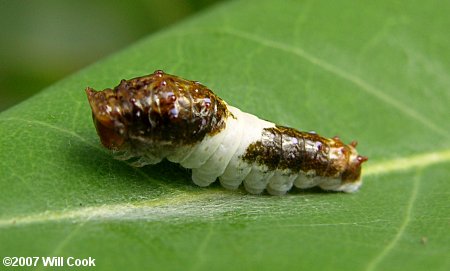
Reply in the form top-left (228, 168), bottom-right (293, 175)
top-left (86, 87), bottom-right (128, 150)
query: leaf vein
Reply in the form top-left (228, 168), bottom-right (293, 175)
top-left (365, 169), bottom-right (422, 271)
top-left (0, 117), bottom-right (175, 189)
top-left (222, 28), bottom-right (449, 139)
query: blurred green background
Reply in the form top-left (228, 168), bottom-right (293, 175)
top-left (0, 0), bottom-right (223, 112)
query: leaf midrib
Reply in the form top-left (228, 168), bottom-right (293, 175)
top-left (0, 114), bottom-right (448, 227)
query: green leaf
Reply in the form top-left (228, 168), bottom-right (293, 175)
top-left (1, 0), bottom-right (449, 270)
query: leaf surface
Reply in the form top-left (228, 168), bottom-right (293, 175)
top-left (1, 1), bottom-right (449, 270)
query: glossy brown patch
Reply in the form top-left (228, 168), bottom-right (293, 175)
top-left (242, 125), bottom-right (366, 182)
top-left (86, 70), bottom-right (230, 150)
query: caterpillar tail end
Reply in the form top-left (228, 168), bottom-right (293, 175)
top-left (339, 153), bottom-right (368, 193)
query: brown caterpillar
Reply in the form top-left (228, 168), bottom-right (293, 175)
top-left (86, 70), bottom-right (368, 195)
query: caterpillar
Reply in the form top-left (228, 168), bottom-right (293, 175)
top-left (86, 70), bottom-right (368, 195)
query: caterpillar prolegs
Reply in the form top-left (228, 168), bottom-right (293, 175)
top-left (86, 70), bottom-right (368, 195)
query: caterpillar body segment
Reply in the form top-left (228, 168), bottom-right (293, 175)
top-left (86, 70), bottom-right (368, 195)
